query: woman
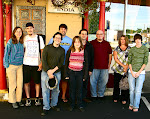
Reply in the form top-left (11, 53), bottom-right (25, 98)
top-left (112, 35), bottom-right (130, 104)
top-left (65, 36), bottom-right (88, 112)
top-left (128, 34), bottom-right (149, 112)
top-left (4, 27), bottom-right (24, 109)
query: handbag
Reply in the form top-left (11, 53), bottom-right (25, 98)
top-left (119, 73), bottom-right (129, 90)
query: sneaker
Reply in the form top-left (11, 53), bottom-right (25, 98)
top-left (83, 98), bottom-right (92, 103)
top-left (18, 101), bottom-right (24, 107)
top-left (12, 103), bottom-right (18, 109)
top-left (41, 110), bottom-right (48, 116)
top-left (51, 106), bottom-right (60, 112)
top-left (35, 98), bottom-right (41, 106)
top-left (25, 99), bottom-right (31, 107)
top-left (79, 107), bottom-right (85, 112)
top-left (68, 106), bottom-right (73, 112)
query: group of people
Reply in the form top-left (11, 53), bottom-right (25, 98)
top-left (3, 22), bottom-right (149, 116)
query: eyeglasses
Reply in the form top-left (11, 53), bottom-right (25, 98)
top-left (96, 34), bottom-right (103, 35)
top-left (54, 37), bottom-right (61, 40)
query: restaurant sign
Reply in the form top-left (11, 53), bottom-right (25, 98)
top-left (48, 0), bottom-right (81, 14)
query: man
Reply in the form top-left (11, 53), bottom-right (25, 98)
top-left (41, 32), bottom-right (65, 116)
top-left (48, 24), bottom-right (72, 102)
top-left (90, 30), bottom-right (112, 100)
top-left (79, 29), bottom-right (94, 103)
top-left (23, 22), bottom-right (45, 106)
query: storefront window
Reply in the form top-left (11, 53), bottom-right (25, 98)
top-left (88, 2), bottom-right (150, 50)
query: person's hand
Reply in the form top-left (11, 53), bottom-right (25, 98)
top-left (89, 71), bottom-right (92, 76)
top-left (65, 77), bottom-right (69, 80)
top-left (37, 63), bottom-right (42, 71)
top-left (135, 72), bottom-right (140, 78)
top-left (83, 79), bottom-right (85, 81)
top-left (48, 74), bottom-right (54, 79)
top-left (108, 64), bottom-right (110, 70)
top-left (131, 72), bottom-right (136, 78)
top-left (123, 65), bottom-right (128, 73)
top-left (47, 69), bottom-right (54, 76)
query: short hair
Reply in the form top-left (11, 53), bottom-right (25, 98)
top-left (134, 34), bottom-right (142, 42)
top-left (53, 32), bottom-right (63, 40)
top-left (118, 35), bottom-right (129, 47)
top-left (26, 22), bottom-right (34, 27)
top-left (79, 29), bottom-right (88, 35)
top-left (59, 24), bottom-right (67, 30)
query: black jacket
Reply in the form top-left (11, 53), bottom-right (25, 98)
top-left (85, 41), bottom-right (94, 72)
top-left (64, 49), bottom-right (88, 80)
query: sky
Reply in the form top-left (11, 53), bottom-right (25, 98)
top-left (105, 2), bottom-right (150, 30)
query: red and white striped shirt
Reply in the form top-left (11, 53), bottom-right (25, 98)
top-left (68, 50), bottom-right (84, 71)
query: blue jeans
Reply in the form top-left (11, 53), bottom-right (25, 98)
top-left (41, 70), bottom-right (61, 110)
top-left (128, 73), bottom-right (145, 109)
top-left (90, 69), bottom-right (108, 97)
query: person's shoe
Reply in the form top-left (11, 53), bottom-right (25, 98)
top-left (12, 103), bottom-right (19, 109)
top-left (91, 97), bottom-right (97, 102)
top-left (79, 107), bottom-right (85, 112)
top-left (122, 101), bottom-right (126, 105)
top-left (25, 99), bottom-right (31, 107)
top-left (18, 101), bottom-right (24, 107)
top-left (61, 98), bottom-right (68, 103)
top-left (41, 110), bottom-right (48, 116)
top-left (51, 106), bottom-right (60, 112)
top-left (133, 108), bottom-right (138, 112)
top-left (68, 106), bottom-right (73, 112)
top-left (35, 98), bottom-right (41, 106)
top-left (129, 106), bottom-right (133, 111)
top-left (83, 98), bottom-right (92, 103)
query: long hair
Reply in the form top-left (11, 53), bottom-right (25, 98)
top-left (69, 36), bottom-right (83, 52)
top-left (118, 35), bottom-right (129, 47)
top-left (12, 27), bottom-right (24, 44)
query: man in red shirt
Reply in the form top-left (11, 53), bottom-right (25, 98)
top-left (90, 30), bottom-right (112, 100)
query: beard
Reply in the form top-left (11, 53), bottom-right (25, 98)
top-left (28, 34), bottom-right (33, 36)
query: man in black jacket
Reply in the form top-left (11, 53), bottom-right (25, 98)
top-left (79, 29), bottom-right (94, 103)
top-left (41, 32), bottom-right (65, 116)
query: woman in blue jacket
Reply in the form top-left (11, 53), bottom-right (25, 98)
top-left (4, 27), bottom-right (24, 109)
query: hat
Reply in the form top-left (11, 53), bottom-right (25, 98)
top-left (45, 76), bottom-right (58, 90)
top-left (26, 22), bottom-right (34, 27)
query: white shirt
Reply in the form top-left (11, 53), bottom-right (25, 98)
top-left (128, 69), bottom-right (145, 74)
top-left (23, 35), bottom-right (45, 66)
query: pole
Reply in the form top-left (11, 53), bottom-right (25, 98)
top-left (123, 0), bottom-right (128, 35)
top-left (99, 0), bottom-right (106, 36)
top-left (83, 11), bottom-right (89, 41)
top-left (0, 0), bottom-right (7, 90)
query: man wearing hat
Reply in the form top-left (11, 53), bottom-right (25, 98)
top-left (23, 22), bottom-right (45, 106)
top-left (41, 32), bottom-right (65, 116)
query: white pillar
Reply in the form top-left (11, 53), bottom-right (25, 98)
top-left (123, 0), bottom-right (128, 35)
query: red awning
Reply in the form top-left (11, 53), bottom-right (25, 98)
top-left (87, 0), bottom-right (150, 6)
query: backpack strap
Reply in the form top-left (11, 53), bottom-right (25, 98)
top-left (37, 35), bottom-right (41, 59)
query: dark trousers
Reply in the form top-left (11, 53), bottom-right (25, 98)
top-left (113, 72), bottom-right (129, 101)
top-left (69, 70), bottom-right (83, 108)
top-left (82, 75), bottom-right (89, 99)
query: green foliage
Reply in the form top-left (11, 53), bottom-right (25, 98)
top-left (143, 30), bottom-right (147, 33)
top-left (89, 10), bottom-right (99, 34)
top-left (137, 28), bottom-right (142, 33)
top-left (126, 29), bottom-right (136, 34)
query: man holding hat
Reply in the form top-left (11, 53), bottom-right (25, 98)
top-left (23, 22), bottom-right (45, 106)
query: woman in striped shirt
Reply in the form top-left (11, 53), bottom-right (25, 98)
top-left (64, 36), bottom-right (88, 112)
top-left (3, 27), bottom-right (24, 109)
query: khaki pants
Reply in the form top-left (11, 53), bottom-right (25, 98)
top-left (6, 65), bottom-right (23, 103)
